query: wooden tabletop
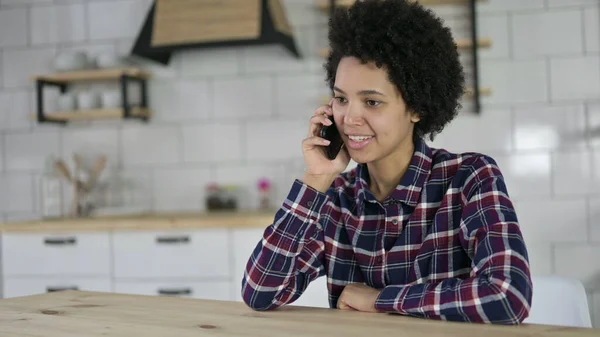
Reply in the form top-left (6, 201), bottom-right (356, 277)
top-left (0, 291), bottom-right (596, 336)
top-left (0, 210), bottom-right (276, 233)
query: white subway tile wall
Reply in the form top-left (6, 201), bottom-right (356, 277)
top-left (0, 0), bottom-right (598, 327)
top-left (511, 9), bottom-right (583, 59)
top-left (0, 90), bottom-right (31, 131)
top-left (550, 56), bottom-right (600, 101)
top-left (182, 123), bottom-right (243, 163)
top-left (2, 48), bottom-right (56, 88)
top-left (30, 4), bottom-right (86, 45)
top-left (0, 8), bottom-right (27, 48)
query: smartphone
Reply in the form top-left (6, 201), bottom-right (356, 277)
top-left (319, 115), bottom-right (344, 160)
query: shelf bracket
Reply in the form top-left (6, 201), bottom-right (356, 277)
top-left (120, 74), bottom-right (149, 122)
top-left (469, 0), bottom-right (481, 113)
top-left (36, 79), bottom-right (68, 125)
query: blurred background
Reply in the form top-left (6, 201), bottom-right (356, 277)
top-left (0, 0), bottom-right (598, 328)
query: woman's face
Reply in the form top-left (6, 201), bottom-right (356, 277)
top-left (332, 56), bottom-right (420, 164)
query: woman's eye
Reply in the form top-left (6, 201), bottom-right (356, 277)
top-left (366, 100), bottom-right (380, 107)
top-left (334, 96), bottom-right (347, 104)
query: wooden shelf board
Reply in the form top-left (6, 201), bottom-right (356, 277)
top-left (30, 107), bottom-right (150, 122)
top-left (464, 87), bottom-right (492, 97)
top-left (318, 37), bottom-right (491, 57)
top-left (316, 0), bottom-right (487, 11)
top-left (31, 67), bottom-right (151, 83)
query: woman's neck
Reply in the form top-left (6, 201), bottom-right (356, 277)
top-left (367, 139), bottom-right (415, 202)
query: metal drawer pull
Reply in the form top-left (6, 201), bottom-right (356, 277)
top-left (157, 288), bottom-right (192, 296)
top-left (47, 286), bottom-right (79, 292)
top-left (155, 236), bottom-right (190, 244)
top-left (43, 237), bottom-right (77, 246)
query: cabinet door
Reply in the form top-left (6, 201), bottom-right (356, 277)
top-left (113, 229), bottom-right (230, 279)
top-left (290, 276), bottom-right (330, 308)
top-left (3, 277), bottom-right (111, 298)
top-left (2, 232), bottom-right (110, 277)
top-left (114, 280), bottom-right (233, 301)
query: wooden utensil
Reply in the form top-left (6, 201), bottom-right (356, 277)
top-left (85, 155), bottom-right (107, 191)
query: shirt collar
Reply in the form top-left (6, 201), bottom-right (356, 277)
top-left (354, 138), bottom-right (432, 208)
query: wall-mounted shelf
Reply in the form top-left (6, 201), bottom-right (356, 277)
top-left (29, 108), bottom-right (151, 122)
top-left (31, 68), bottom-right (150, 83)
top-left (464, 87), bottom-right (491, 97)
top-left (315, 0), bottom-right (487, 11)
top-left (31, 68), bottom-right (151, 125)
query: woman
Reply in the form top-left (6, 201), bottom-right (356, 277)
top-left (242, 0), bottom-right (532, 324)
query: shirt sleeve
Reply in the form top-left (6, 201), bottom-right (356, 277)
top-left (241, 179), bottom-right (333, 311)
top-left (374, 156), bottom-right (533, 324)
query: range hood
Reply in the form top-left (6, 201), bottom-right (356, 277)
top-left (131, 0), bottom-right (300, 65)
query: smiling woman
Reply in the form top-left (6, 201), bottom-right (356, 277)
top-left (241, 0), bottom-right (533, 325)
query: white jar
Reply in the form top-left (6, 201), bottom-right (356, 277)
top-left (56, 93), bottom-right (76, 112)
top-left (54, 51), bottom-right (88, 72)
top-left (101, 90), bottom-right (121, 109)
top-left (77, 92), bottom-right (100, 110)
top-left (96, 51), bottom-right (122, 69)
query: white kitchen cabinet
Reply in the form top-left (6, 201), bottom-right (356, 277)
top-left (3, 277), bottom-right (111, 298)
top-left (290, 276), bottom-right (330, 308)
top-left (114, 280), bottom-right (233, 301)
top-left (2, 232), bottom-right (110, 277)
top-left (113, 229), bottom-right (230, 279)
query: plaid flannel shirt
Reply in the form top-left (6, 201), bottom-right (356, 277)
top-left (242, 138), bottom-right (533, 324)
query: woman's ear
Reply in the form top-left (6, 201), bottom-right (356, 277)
top-left (410, 111), bottom-right (421, 123)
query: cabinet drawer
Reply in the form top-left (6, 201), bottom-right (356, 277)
top-left (2, 232), bottom-right (110, 276)
top-left (113, 229), bottom-right (230, 279)
top-left (114, 280), bottom-right (232, 301)
top-left (3, 277), bottom-right (111, 299)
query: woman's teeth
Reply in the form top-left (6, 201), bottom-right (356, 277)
top-left (349, 136), bottom-right (373, 142)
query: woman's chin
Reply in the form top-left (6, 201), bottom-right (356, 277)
top-left (348, 151), bottom-right (373, 165)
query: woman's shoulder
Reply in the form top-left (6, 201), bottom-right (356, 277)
top-left (431, 146), bottom-right (501, 170)
top-left (429, 146), bottom-right (506, 189)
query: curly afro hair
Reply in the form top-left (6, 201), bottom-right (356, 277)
top-left (324, 0), bottom-right (465, 141)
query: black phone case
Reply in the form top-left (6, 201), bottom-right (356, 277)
top-left (319, 115), bottom-right (344, 160)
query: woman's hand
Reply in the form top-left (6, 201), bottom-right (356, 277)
top-left (301, 100), bottom-right (351, 192)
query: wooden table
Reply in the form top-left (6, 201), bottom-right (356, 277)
top-left (0, 291), bottom-right (596, 336)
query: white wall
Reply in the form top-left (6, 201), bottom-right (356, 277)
top-left (0, 0), bottom-right (598, 327)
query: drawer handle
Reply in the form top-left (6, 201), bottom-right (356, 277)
top-left (47, 286), bottom-right (79, 292)
top-left (155, 236), bottom-right (190, 244)
top-left (44, 237), bottom-right (77, 246)
top-left (157, 288), bottom-right (192, 296)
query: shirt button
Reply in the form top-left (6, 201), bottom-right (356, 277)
top-left (307, 200), bottom-right (313, 207)
top-left (376, 257), bottom-right (383, 263)
top-left (391, 219), bottom-right (398, 225)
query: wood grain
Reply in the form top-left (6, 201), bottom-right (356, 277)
top-left (31, 68), bottom-right (150, 82)
top-left (151, 0), bottom-right (261, 46)
top-left (269, 0), bottom-right (293, 37)
top-left (29, 108), bottom-right (151, 122)
top-left (0, 210), bottom-right (276, 233)
top-left (0, 291), bottom-right (596, 336)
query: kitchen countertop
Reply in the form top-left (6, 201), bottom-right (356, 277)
top-left (0, 210), bottom-right (277, 233)
top-left (0, 290), bottom-right (596, 336)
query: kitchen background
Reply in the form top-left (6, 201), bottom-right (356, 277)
top-left (0, 0), bottom-right (599, 327)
